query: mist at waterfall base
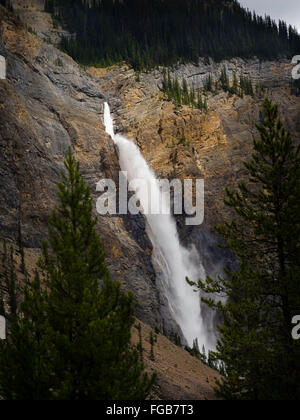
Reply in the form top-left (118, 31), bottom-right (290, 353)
top-left (103, 102), bottom-right (216, 351)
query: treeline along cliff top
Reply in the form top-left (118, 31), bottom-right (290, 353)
top-left (43, 0), bottom-right (300, 70)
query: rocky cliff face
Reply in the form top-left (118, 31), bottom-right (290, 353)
top-left (89, 58), bottom-right (300, 279)
top-left (0, 5), bottom-right (165, 333)
top-left (1, 1), bottom-right (300, 350)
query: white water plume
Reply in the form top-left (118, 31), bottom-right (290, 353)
top-left (103, 102), bottom-right (215, 350)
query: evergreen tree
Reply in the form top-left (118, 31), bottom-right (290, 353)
top-left (0, 272), bottom-right (52, 400)
top-left (182, 78), bottom-right (190, 105)
top-left (194, 99), bottom-right (300, 400)
top-left (204, 74), bottom-right (213, 93)
top-left (174, 77), bottom-right (181, 108)
top-left (0, 241), bottom-right (19, 320)
top-left (200, 345), bottom-right (207, 364)
top-left (190, 84), bottom-right (196, 107)
top-left (197, 92), bottom-right (203, 110)
top-left (232, 72), bottom-right (238, 94)
top-left (135, 323), bottom-right (144, 362)
top-left (149, 331), bottom-right (155, 361)
top-left (47, 0), bottom-right (300, 71)
top-left (192, 338), bottom-right (200, 358)
top-left (0, 149), bottom-right (155, 400)
top-left (167, 70), bottom-right (172, 100)
top-left (220, 67), bottom-right (230, 92)
top-left (0, 240), bottom-right (8, 317)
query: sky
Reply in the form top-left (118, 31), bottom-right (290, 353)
top-left (239, 0), bottom-right (300, 33)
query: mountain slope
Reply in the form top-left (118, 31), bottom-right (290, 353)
top-left (0, 4), bottom-right (169, 333)
top-left (46, 0), bottom-right (300, 69)
top-left (1, 1), bottom-right (300, 400)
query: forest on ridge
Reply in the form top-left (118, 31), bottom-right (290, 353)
top-left (44, 0), bottom-right (300, 70)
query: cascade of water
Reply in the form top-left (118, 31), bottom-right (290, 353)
top-left (104, 102), bottom-right (214, 349)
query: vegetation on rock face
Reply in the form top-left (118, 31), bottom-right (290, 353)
top-left (44, 0), bottom-right (300, 70)
top-left (191, 99), bottom-right (300, 400)
top-left (162, 67), bottom-right (255, 110)
top-left (162, 70), bottom-right (207, 110)
top-left (0, 149), bottom-right (155, 400)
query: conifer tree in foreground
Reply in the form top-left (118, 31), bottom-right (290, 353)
top-left (0, 149), bottom-right (155, 400)
top-left (193, 99), bottom-right (300, 400)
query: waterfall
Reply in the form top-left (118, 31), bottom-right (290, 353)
top-left (103, 102), bottom-right (214, 350)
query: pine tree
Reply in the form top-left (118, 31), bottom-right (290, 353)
top-left (194, 99), bottom-right (300, 400)
top-left (200, 345), bottom-right (207, 364)
top-left (220, 67), bottom-right (230, 92)
top-left (7, 246), bottom-right (18, 317)
top-left (197, 92), bottom-right (203, 110)
top-left (135, 322), bottom-right (143, 362)
top-left (0, 149), bottom-right (155, 400)
top-left (45, 0), bottom-right (300, 71)
top-left (232, 72), bottom-right (239, 95)
top-left (174, 77), bottom-right (181, 108)
top-left (0, 271), bottom-right (52, 400)
top-left (203, 74), bottom-right (213, 93)
top-left (192, 338), bottom-right (200, 358)
top-left (167, 70), bottom-right (172, 100)
top-left (190, 85), bottom-right (196, 107)
top-left (149, 331), bottom-right (155, 361)
top-left (182, 78), bottom-right (190, 105)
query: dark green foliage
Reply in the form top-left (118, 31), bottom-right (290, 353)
top-left (44, 0), bottom-right (300, 70)
top-left (0, 241), bottom-right (19, 319)
top-left (232, 73), bottom-right (239, 95)
top-left (0, 149), bottom-right (155, 400)
top-left (135, 323), bottom-right (144, 362)
top-left (172, 333), bottom-right (182, 347)
top-left (27, 26), bottom-right (37, 35)
top-left (218, 68), bottom-right (253, 97)
top-left (178, 130), bottom-right (187, 146)
top-left (196, 92), bottom-right (208, 111)
top-left (182, 78), bottom-right (190, 105)
top-left (194, 99), bottom-right (300, 400)
top-left (149, 331), bottom-right (155, 361)
top-left (204, 74), bottom-right (214, 93)
top-left (220, 67), bottom-right (230, 92)
top-left (162, 67), bottom-right (256, 111)
top-left (185, 339), bottom-right (201, 359)
top-left (239, 75), bottom-right (254, 96)
top-left (0, 272), bottom-right (52, 400)
top-left (162, 72), bottom-right (203, 110)
top-left (192, 338), bottom-right (200, 358)
top-left (17, 221), bottom-right (28, 283)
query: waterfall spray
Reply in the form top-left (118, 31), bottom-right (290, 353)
top-left (103, 102), bottom-right (214, 350)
